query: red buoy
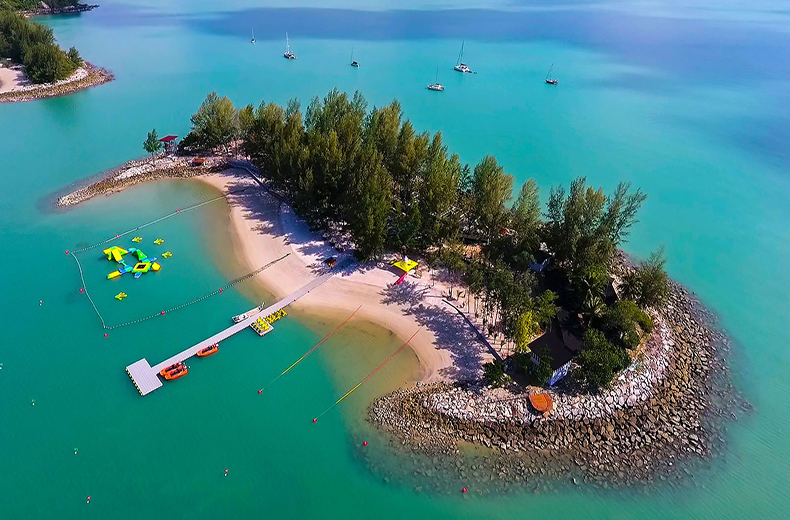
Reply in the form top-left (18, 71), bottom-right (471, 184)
top-left (177, 209), bottom-right (181, 213)
top-left (312, 418), bottom-right (317, 423)
top-left (363, 441), bottom-right (368, 446)
top-left (219, 288), bottom-right (223, 293)
top-left (65, 250), bottom-right (70, 255)
top-left (115, 234), bottom-right (120, 238)
top-left (104, 333), bottom-right (108, 338)
top-left (258, 389), bottom-right (262, 394)
top-left (79, 288), bottom-right (84, 293)
top-left (160, 311), bottom-right (165, 315)
top-left (462, 487), bottom-right (467, 494)
top-left (86, 496), bottom-right (91, 503)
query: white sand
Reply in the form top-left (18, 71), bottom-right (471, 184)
top-left (0, 65), bottom-right (28, 93)
top-left (198, 170), bottom-right (492, 383)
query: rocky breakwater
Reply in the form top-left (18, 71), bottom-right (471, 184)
top-left (370, 281), bottom-right (746, 487)
top-left (56, 154), bottom-right (228, 207)
top-left (0, 62), bottom-right (113, 104)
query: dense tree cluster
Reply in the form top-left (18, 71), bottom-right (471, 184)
top-left (183, 89), bottom-right (671, 391)
top-left (1, 0), bottom-right (80, 10)
top-left (0, 11), bottom-right (82, 84)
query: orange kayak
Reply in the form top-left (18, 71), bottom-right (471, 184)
top-left (164, 366), bottom-right (188, 380)
top-left (159, 363), bottom-right (183, 377)
top-left (197, 344), bottom-right (219, 357)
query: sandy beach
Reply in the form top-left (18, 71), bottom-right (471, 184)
top-left (197, 168), bottom-right (493, 383)
top-left (0, 65), bottom-right (26, 93)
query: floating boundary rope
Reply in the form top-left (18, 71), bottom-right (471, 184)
top-left (72, 252), bottom-right (290, 330)
top-left (314, 328), bottom-right (421, 421)
top-left (258, 305), bottom-right (363, 393)
top-left (67, 187), bottom-right (293, 330)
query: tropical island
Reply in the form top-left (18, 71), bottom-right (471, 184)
top-left (57, 89), bottom-right (740, 487)
top-left (0, 8), bottom-right (110, 103)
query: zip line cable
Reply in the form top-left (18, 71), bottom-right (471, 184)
top-left (258, 305), bottom-right (363, 393)
top-left (314, 328), bottom-right (421, 421)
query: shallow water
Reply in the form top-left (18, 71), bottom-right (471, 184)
top-left (1, 1), bottom-right (788, 518)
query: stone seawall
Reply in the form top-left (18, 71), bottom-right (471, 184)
top-left (369, 274), bottom-right (746, 487)
top-left (0, 62), bottom-right (113, 104)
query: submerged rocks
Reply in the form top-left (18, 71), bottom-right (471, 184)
top-left (369, 268), bottom-right (745, 488)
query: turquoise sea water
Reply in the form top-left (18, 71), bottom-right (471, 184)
top-left (1, 1), bottom-right (789, 518)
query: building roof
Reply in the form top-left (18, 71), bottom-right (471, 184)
top-left (159, 135), bottom-right (178, 142)
top-left (528, 312), bottom-right (583, 370)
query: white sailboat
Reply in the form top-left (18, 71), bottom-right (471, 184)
top-left (283, 33), bottom-right (296, 59)
top-left (453, 40), bottom-right (473, 73)
top-left (427, 67), bottom-right (444, 91)
top-left (350, 47), bottom-right (359, 68)
top-left (250, 29), bottom-right (255, 44)
top-left (545, 64), bottom-right (558, 85)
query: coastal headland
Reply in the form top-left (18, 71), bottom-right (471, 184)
top-left (56, 152), bottom-right (745, 488)
top-left (0, 61), bottom-right (113, 103)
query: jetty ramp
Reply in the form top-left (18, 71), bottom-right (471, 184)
top-left (126, 269), bottom-right (336, 396)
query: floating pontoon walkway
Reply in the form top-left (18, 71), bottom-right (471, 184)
top-left (126, 270), bottom-right (336, 396)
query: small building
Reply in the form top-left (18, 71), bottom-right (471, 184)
top-left (528, 311), bottom-right (583, 386)
top-left (159, 135), bottom-right (179, 154)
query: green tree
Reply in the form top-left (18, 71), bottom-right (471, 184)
top-left (574, 329), bottom-right (631, 390)
top-left (482, 360), bottom-right (506, 388)
top-left (351, 146), bottom-right (392, 260)
top-left (544, 177), bottom-right (646, 274)
top-left (439, 241), bottom-right (465, 297)
top-left (66, 45), bottom-right (81, 68)
top-left (600, 300), bottom-right (653, 350)
top-left (472, 155), bottom-right (514, 241)
top-left (514, 311), bottom-right (540, 353)
top-left (533, 290), bottom-right (559, 328)
top-left (189, 91), bottom-right (236, 151)
top-left (142, 128), bottom-right (162, 162)
top-left (511, 178), bottom-right (540, 238)
top-left (22, 42), bottom-right (74, 83)
top-left (621, 247), bottom-right (670, 309)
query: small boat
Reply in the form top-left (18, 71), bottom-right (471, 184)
top-left (427, 67), bottom-right (444, 91)
top-left (132, 236), bottom-right (142, 243)
top-left (232, 302), bottom-right (265, 323)
top-left (164, 365), bottom-right (188, 380)
top-left (350, 47), bottom-right (359, 68)
top-left (159, 362), bottom-right (184, 377)
top-left (283, 32), bottom-right (296, 59)
top-left (197, 343), bottom-right (219, 357)
top-left (529, 393), bottom-right (554, 414)
top-left (154, 238), bottom-right (165, 245)
top-left (453, 40), bottom-right (474, 74)
top-left (545, 64), bottom-right (558, 85)
top-left (114, 292), bottom-right (127, 301)
top-left (251, 29), bottom-right (256, 44)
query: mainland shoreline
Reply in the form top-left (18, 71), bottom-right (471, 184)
top-left (55, 156), bottom-right (744, 487)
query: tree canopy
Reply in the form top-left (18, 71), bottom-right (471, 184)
top-left (0, 11), bottom-right (80, 84)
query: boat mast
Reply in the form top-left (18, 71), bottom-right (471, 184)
top-left (457, 40), bottom-right (465, 65)
top-left (286, 32), bottom-right (290, 53)
top-left (546, 63), bottom-right (554, 80)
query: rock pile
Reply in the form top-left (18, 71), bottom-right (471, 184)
top-left (369, 267), bottom-right (746, 487)
top-left (57, 155), bottom-right (228, 207)
top-left (0, 62), bottom-right (113, 104)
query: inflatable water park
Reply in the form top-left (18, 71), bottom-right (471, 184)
top-left (103, 238), bottom-right (173, 296)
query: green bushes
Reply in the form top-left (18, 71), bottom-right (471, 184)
top-left (599, 300), bottom-right (653, 350)
top-left (0, 11), bottom-right (80, 84)
top-left (482, 360), bottom-right (507, 387)
top-left (574, 329), bottom-right (631, 390)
